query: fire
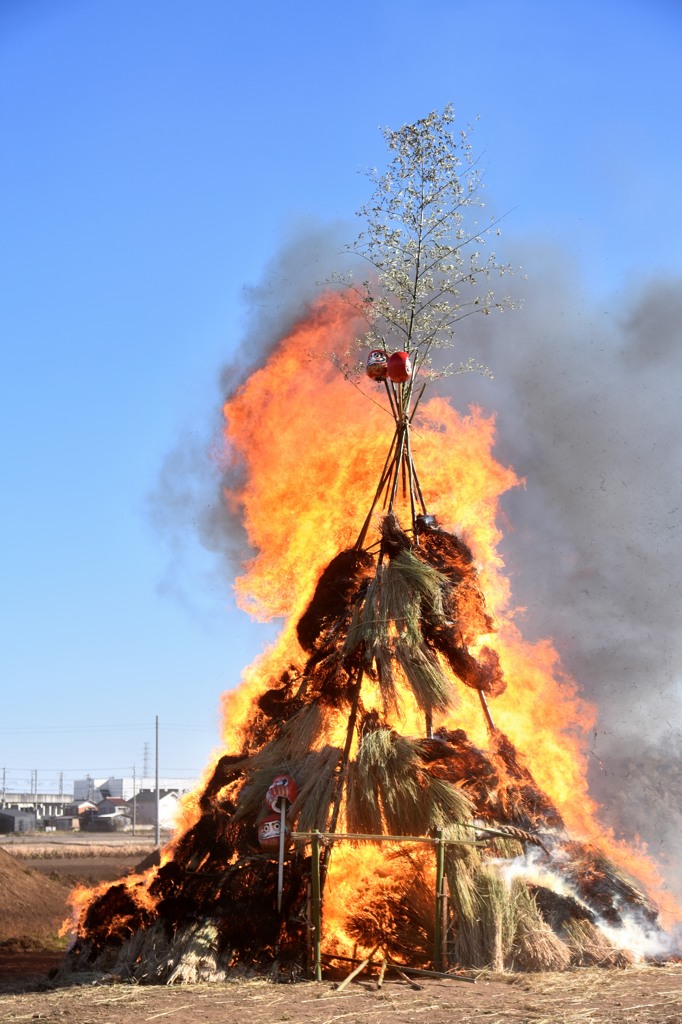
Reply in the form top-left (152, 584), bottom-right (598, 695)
top-left (215, 289), bottom-right (673, 921)
top-left (64, 288), bottom-right (678, 972)
top-left (217, 297), bottom-right (559, 791)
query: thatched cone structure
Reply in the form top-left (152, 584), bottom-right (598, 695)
top-left (59, 514), bottom-right (661, 984)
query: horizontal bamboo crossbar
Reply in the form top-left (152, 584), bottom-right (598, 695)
top-left (290, 830), bottom-right (482, 846)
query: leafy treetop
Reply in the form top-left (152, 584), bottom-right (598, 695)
top-left (340, 105), bottom-right (514, 395)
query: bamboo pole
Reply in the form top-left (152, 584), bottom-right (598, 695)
top-left (311, 830), bottom-right (322, 982)
top-left (387, 424), bottom-right (408, 513)
top-left (355, 428), bottom-right (399, 550)
top-left (321, 952), bottom-right (476, 985)
top-left (441, 874), bottom-right (450, 972)
top-left (332, 944), bottom-right (380, 993)
top-left (404, 439), bottom-right (418, 527)
top-left (291, 831), bottom-right (481, 846)
top-left (305, 882), bottom-right (312, 978)
top-left (404, 419), bottom-right (428, 521)
top-left (478, 688), bottom-right (497, 733)
top-left (276, 799), bottom-right (286, 913)
top-left (320, 666), bottom-right (364, 889)
top-left (434, 828), bottom-right (445, 971)
top-left (384, 378), bottom-right (399, 420)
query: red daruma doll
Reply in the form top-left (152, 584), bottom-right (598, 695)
top-left (386, 351), bottom-right (412, 383)
top-left (265, 774), bottom-right (298, 812)
top-left (366, 349), bottom-right (388, 381)
top-left (258, 813), bottom-right (287, 852)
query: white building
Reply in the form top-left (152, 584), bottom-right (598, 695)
top-left (74, 776), bottom-right (196, 803)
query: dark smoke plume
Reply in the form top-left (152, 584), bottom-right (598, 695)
top-left (448, 242), bottom-right (682, 896)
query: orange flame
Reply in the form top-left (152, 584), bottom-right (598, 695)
top-left (214, 289), bottom-right (675, 924)
top-left (66, 288), bottom-right (677, 947)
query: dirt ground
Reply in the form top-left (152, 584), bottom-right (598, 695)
top-left (0, 837), bottom-right (681, 1023)
top-left (0, 963), bottom-right (681, 1024)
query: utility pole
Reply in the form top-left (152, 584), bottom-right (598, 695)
top-left (154, 716), bottom-right (160, 848)
top-left (143, 742), bottom-right (150, 788)
top-left (132, 765), bottom-right (137, 836)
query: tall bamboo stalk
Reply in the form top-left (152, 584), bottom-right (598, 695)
top-left (310, 831), bottom-right (322, 981)
top-left (320, 665), bottom-right (364, 890)
top-left (434, 828), bottom-right (446, 971)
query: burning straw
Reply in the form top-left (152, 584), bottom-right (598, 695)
top-left (58, 511), bottom-right (669, 983)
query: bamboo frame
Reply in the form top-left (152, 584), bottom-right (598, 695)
top-left (354, 379), bottom-right (429, 551)
top-left (292, 828), bottom-right (482, 981)
top-left (322, 952), bottom-right (477, 985)
top-left (291, 825), bottom-right (546, 982)
top-left (291, 830), bottom-right (482, 845)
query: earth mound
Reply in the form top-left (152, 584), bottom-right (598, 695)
top-left (0, 847), bottom-right (72, 948)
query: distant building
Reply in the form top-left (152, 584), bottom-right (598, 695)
top-left (97, 797), bottom-right (130, 816)
top-left (43, 801), bottom-right (97, 831)
top-left (81, 796), bottom-right (133, 832)
top-left (131, 789), bottom-right (181, 829)
top-left (0, 809), bottom-right (37, 833)
top-left (74, 776), bottom-right (195, 803)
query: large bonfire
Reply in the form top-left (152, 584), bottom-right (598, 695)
top-left (60, 109), bottom-right (676, 984)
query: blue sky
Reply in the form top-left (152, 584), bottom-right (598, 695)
top-left (2, 0), bottom-right (681, 797)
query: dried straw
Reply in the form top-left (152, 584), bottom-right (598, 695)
top-left (165, 921), bottom-right (226, 984)
top-left (345, 730), bottom-right (472, 837)
top-left (563, 917), bottom-right (635, 967)
top-left (449, 863), bottom-right (513, 971)
top-left (507, 882), bottom-right (572, 972)
top-left (288, 745), bottom-right (342, 834)
top-left (394, 639), bottom-right (455, 713)
top-left (346, 850), bottom-right (435, 961)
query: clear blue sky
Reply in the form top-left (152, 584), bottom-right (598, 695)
top-left (2, 0), bottom-right (681, 796)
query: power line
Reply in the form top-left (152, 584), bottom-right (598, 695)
top-left (0, 723), bottom-right (216, 734)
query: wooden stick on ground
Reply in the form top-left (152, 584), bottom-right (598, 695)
top-left (390, 966), bottom-right (423, 990)
top-left (330, 944), bottom-right (381, 994)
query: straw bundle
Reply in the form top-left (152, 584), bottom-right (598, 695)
top-left (297, 548), bottom-right (375, 653)
top-left (564, 917), bottom-right (635, 967)
top-left (343, 545), bottom-right (457, 715)
top-left (449, 864), bottom-right (515, 971)
top-left (417, 524), bottom-right (495, 642)
top-left (307, 652), bottom-right (354, 708)
top-left (507, 882), bottom-right (572, 971)
top-left (346, 851), bottom-right (435, 961)
top-left (165, 921), bottom-right (226, 984)
top-left (394, 639), bottom-right (456, 713)
top-left (288, 745), bottom-right (342, 834)
top-left (345, 729), bottom-right (472, 837)
top-left (199, 754), bottom-right (245, 812)
top-left (383, 549), bottom-right (447, 625)
top-left (558, 842), bottom-right (659, 928)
